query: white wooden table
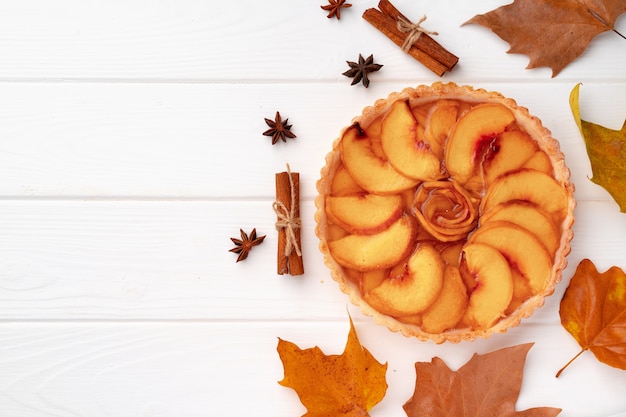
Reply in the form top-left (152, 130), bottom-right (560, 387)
top-left (0, 1), bottom-right (624, 416)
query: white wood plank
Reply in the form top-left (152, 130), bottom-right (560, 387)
top-left (0, 199), bottom-right (346, 320)
top-left (0, 82), bottom-right (623, 200)
top-left (0, 0), bottom-right (622, 82)
top-left (0, 200), bottom-right (622, 321)
top-left (0, 321), bottom-right (624, 417)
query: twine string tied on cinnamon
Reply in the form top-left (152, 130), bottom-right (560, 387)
top-left (273, 164), bottom-right (302, 257)
top-left (397, 15), bottom-right (438, 52)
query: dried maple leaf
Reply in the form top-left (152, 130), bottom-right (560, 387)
top-left (570, 83), bottom-right (626, 212)
top-left (464, 0), bottom-right (626, 76)
top-left (558, 259), bottom-right (626, 377)
top-left (277, 317), bottom-right (387, 417)
top-left (404, 343), bottom-right (561, 417)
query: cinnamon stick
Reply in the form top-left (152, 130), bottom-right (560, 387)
top-left (274, 167), bottom-right (304, 276)
top-left (363, 0), bottom-right (458, 76)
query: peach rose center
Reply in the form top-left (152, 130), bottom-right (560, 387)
top-left (412, 180), bottom-right (479, 242)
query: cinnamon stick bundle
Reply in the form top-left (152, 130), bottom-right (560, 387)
top-left (363, 0), bottom-right (458, 76)
top-left (274, 166), bottom-right (304, 276)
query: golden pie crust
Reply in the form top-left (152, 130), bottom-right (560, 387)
top-left (315, 82), bottom-right (575, 343)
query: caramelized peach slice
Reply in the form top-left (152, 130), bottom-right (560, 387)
top-left (445, 103), bottom-right (516, 184)
top-left (411, 103), bottom-right (431, 127)
top-left (330, 164), bottom-right (365, 196)
top-left (505, 269), bottom-right (534, 315)
top-left (468, 220), bottom-right (553, 294)
top-left (381, 100), bottom-right (445, 181)
top-left (400, 188), bottom-right (417, 212)
top-left (365, 243), bottom-right (444, 316)
top-left (341, 124), bottom-right (418, 194)
top-left (326, 193), bottom-right (404, 235)
top-left (328, 214), bottom-right (417, 271)
top-left (396, 314), bottom-right (423, 326)
top-left (360, 269), bottom-right (388, 294)
top-left (480, 201), bottom-right (560, 255)
top-left (424, 100), bottom-right (459, 160)
top-left (521, 150), bottom-right (553, 176)
top-left (439, 241), bottom-right (464, 266)
top-left (480, 168), bottom-right (569, 225)
top-left (421, 265), bottom-right (469, 333)
top-left (367, 118), bottom-right (387, 160)
top-left (363, 115), bottom-right (383, 139)
top-left (461, 243), bottom-right (514, 329)
top-left (326, 224), bottom-right (348, 242)
top-left (482, 130), bottom-right (539, 185)
top-left (342, 267), bottom-right (362, 286)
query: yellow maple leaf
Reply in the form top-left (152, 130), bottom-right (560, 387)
top-left (277, 316), bottom-right (388, 417)
top-left (570, 83), bottom-right (626, 212)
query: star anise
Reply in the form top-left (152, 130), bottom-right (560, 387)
top-left (263, 111), bottom-right (297, 145)
top-left (342, 54), bottom-right (383, 88)
top-left (229, 228), bottom-right (266, 262)
top-left (321, 0), bottom-right (352, 20)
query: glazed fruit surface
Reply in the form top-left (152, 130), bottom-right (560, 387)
top-left (318, 85), bottom-right (574, 341)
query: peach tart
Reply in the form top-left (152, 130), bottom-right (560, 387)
top-left (315, 82), bottom-right (575, 343)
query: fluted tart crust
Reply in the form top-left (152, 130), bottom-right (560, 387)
top-left (315, 82), bottom-right (575, 343)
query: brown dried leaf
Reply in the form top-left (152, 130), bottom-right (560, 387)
top-left (404, 343), bottom-right (561, 417)
top-left (464, 0), bottom-right (626, 76)
top-left (277, 317), bottom-right (387, 417)
top-left (558, 259), bottom-right (626, 377)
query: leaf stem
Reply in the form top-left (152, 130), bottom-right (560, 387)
top-left (555, 349), bottom-right (586, 378)
top-left (587, 7), bottom-right (626, 40)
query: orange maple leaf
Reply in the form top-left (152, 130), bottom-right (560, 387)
top-left (558, 259), bottom-right (626, 377)
top-left (464, 0), bottom-right (626, 76)
top-left (277, 317), bottom-right (388, 417)
top-left (403, 343), bottom-right (561, 417)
